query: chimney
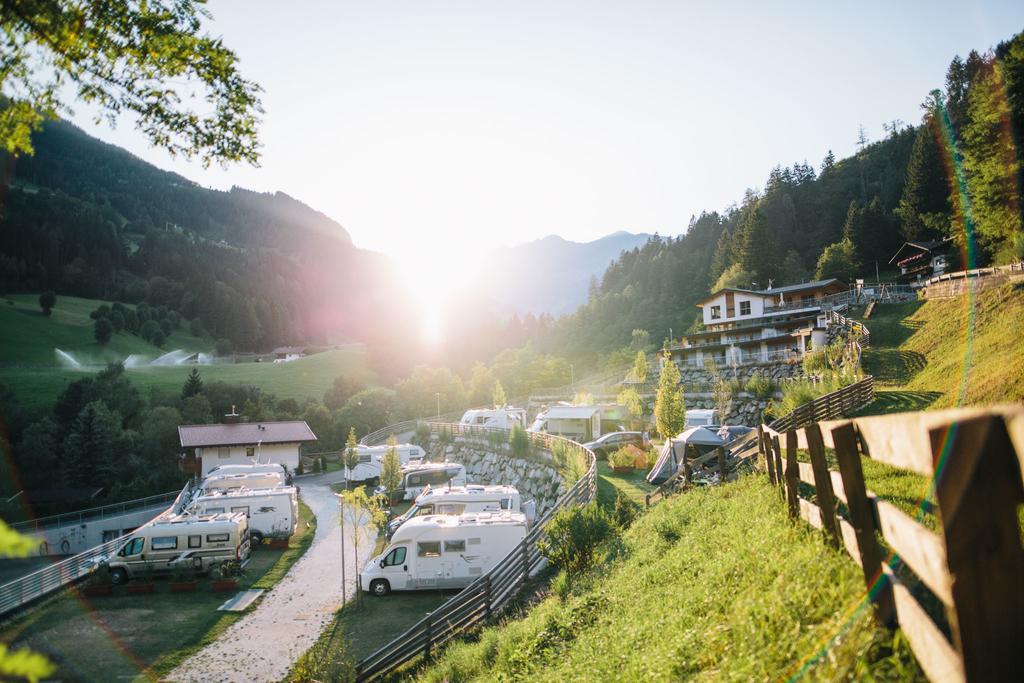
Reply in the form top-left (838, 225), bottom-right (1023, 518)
top-left (224, 405), bottom-right (241, 424)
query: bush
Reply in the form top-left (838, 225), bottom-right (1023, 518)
top-left (608, 447), bottom-right (635, 469)
top-left (312, 457), bottom-right (322, 473)
top-left (509, 423), bottom-right (531, 458)
top-left (93, 317), bottom-right (113, 344)
top-left (38, 290), bottom-right (56, 316)
top-left (611, 490), bottom-right (642, 530)
top-left (487, 429), bottom-right (506, 450)
top-left (537, 503), bottom-right (613, 577)
top-left (744, 371), bottom-right (775, 399)
top-left (412, 421), bottom-right (431, 447)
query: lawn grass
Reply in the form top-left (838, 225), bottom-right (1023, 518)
top-left (411, 474), bottom-right (924, 682)
top-left (595, 460), bottom-right (655, 508)
top-left (2, 347), bottom-right (375, 410)
top-left (2, 500), bottom-right (316, 682)
top-left (859, 284), bottom-right (1024, 414)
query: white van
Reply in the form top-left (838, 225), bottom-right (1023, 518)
top-left (347, 444), bottom-right (427, 484)
top-left (459, 408), bottom-right (526, 430)
top-left (200, 471), bottom-right (287, 494)
top-left (386, 485), bottom-right (524, 538)
top-left (685, 409), bottom-right (717, 428)
top-left (104, 512), bottom-right (250, 584)
top-left (188, 487), bottom-right (298, 544)
top-left (397, 462), bottom-right (468, 500)
top-left (361, 511), bottom-right (527, 595)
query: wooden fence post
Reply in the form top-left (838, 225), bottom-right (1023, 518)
top-left (771, 436), bottom-right (784, 497)
top-left (805, 423), bottom-right (840, 549)
top-left (484, 575), bottom-right (492, 618)
top-left (784, 430), bottom-right (799, 519)
top-left (756, 425), bottom-right (767, 474)
top-left (929, 415), bottom-right (1024, 680)
top-left (424, 611), bottom-right (433, 659)
top-left (716, 447), bottom-right (726, 484)
top-left (832, 423), bottom-right (894, 626)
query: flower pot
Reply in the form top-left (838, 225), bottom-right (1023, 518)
top-left (127, 583), bottom-right (156, 595)
top-left (83, 583), bottom-right (113, 597)
top-left (170, 581), bottom-right (198, 593)
top-left (611, 466), bottom-right (634, 474)
top-left (212, 580), bottom-right (239, 592)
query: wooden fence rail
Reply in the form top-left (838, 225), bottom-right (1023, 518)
top-left (353, 422), bottom-right (597, 682)
top-left (759, 405), bottom-right (1024, 682)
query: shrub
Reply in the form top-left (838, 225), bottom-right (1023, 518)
top-left (608, 447), bottom-right (635, 469)
top-left (38, 290), bottom-right (56, 316)
top-left (537, 503), bottom-right (613, 577)
top-left (412, 421), bottom-right (431, 447)
top-left (509, 423), bottom-right (531, 458)
top-left (487, 429), bottom-right (506, 450)
top-left (744, 371), bottom-right (775, 399)
top-left (611, 490), bottom-right (642, 530)
top-left (312, 457), bottom-right (322, 473)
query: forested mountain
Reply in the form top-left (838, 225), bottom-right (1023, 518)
top-left (534, 29), bottom-right (1024, 369)
top-left (0, 119), bottom-right (411, 353)
top-left (475, 231), bottom-right (654, 315)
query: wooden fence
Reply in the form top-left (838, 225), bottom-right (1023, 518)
top-left (758, 405), bottom-right (1024, 681)
top-left (352, 422), bottom-right (597, 682)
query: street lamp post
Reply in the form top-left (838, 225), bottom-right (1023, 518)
top-left (570, 364), bottom-right (574, 388)
top-left (338, 494), bottom-right (346, 606)
top-left (435, 392), bottom-right (440, 418)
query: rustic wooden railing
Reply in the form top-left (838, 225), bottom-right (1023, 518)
top-left (352, 422), bottom-right (597, 682)
top-left (758, 406), bottom-right (1024, 682)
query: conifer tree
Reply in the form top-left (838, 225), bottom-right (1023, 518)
top-left (181, 368), bottom-right (204, 399)
top-left (896, 109), bottom-right (953, 241)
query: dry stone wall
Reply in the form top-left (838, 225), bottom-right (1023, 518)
top-left (423, 436), bottom-right (566, 517)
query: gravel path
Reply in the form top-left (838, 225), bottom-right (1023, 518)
top-left (166, 476), bottom-right (374, 683)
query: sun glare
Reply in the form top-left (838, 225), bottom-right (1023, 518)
top-left (396, 241), bottom-right (479, 347)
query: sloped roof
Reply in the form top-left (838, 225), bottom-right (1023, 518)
top-left (759, 278), bottom-right (845, 295)
top-left (889, 239), bottom-right (952, 264)
top-left (544, 405), bottom-right (601, 420)
top-left (179, 420), bottom-right (317, 447)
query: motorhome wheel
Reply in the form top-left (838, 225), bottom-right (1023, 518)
top-left (250, 531), bottom-right (264, 546)
top-left (370, 579), bottom-right (390, 597)
top-left (109, 568), bottom-right (128, 585)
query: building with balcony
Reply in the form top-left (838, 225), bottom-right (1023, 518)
top-left (668, 279), bottom-right (847, 368)
top-left (889, 238), bottom-right (952, 283)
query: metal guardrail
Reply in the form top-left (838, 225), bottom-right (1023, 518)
top-left (353, 422), bottom-right (597, 682)
top-left (0, 482), bottom-right (191, 619)
top-left (10, 489), bottom-right (181, 533)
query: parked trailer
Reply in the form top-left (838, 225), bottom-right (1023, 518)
top-left (395, 462), bottom-right (468, 501)
top-left (206, 463), bottom-right (293, 484)
top-left (347, 444), bottom-right (427, 484)
top-left (386, 484), bottom-right (527, 538)
top-left (459, 407), bottom-right (527, 429)
top-left (187, 487), bottom-right (298, 544)
top-left (199, 471), bottom-right (287, 494)
top-left (361, 511), bottom-right (528, 595)
top-left (102, 512), bottom-right (250, 584)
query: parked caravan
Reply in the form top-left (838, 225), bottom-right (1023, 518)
top-left (104, 512), bottom-right (250, 584)
top-left (459, 407), bottom-right (527, 430)
top-left (206, 463), bottom-right (292, 484)
top-left (199, 471), bottom-right (287, 494)
top-left (647, 425), bottom-right (754, 485)
top-left (529, 403), bottom-right (630, 442)
top-left (684, 409), bottom-right (716, 428)
top-left (386, 485), bottom-right (525, 538)
top-left (396, 462), bottom-right (468, 500)
top-left (188, 487), bottom-right (298, 544)
top-left (361, 511), bottom-right (527, 595)
top-left (347, 444), bottom-right (427, 483)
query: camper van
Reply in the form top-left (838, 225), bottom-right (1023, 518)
top-left (361, 511), bottom-right (528, 595)
top-left (684, 409), bottom-right (716, 428)
top-left (206, 463), bottom-right (292, 484)
top-left (386, 485), bottom-right (525, 538)
top-left (104, 512), bottom-right (250, 584)
top-left (199, 470), bottom-right (287, 494)
top-left (188, 487), bottom-right (298, 544)
top-left (459, 408), bottom-right (527, 430)
top-left (396, 462), bottom-right (468, 500)
top-left (347, 444), bottom-right (427, 483)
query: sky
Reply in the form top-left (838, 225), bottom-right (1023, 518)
top-left (70, 1), bottom-right (1024, 264)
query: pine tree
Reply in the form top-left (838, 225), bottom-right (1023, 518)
top-left (896, 109), bottom-right (952, 241)
top-left (63, 402), bottom-right (123, 488)
top-left (653, 352), bottom-right (685, 439)
top-left (181, 368), bottom-right (204, 399)
top-left (737, 205), bottom-right (776, 286)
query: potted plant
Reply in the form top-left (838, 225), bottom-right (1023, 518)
top-left (170, 564), bottom-right (198, 593)
top-left (211, 560), bottom-right (243, 592)
top-left (609, 447), bottom-right (636, 474)
top-left (82, 563), bottom-right (114, 597)
top-left (127, 563), bottom-right (157, 595)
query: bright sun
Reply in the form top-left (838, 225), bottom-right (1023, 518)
top-left (396, 240), bottom-right (479, 347)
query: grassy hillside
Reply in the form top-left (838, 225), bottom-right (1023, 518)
top-left (860, 283), bottom-right (1024, 413)
top-left (0, 294), bottom-right (207, 365)
top-left (411, 476), bottom-right (921, 682)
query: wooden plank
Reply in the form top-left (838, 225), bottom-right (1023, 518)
top-left (797, 461), bottom-right (816, 486)
top-left (832, 422), bottom-right (894, 626)
top-left (784, 431), bottom-right (799, 519)
top-left (884, 566), bottom-right (965, 683)
top-left (874, 500), bottom-right (953, 607)
top-left (829, 470), bottom-right (847, 504)
top-left (929, 415), bottom-right (1024, 681)
top-left (836, 517), bottom-right (860, 563)
top-left (798, 498), bottom-right (823, 529)
top-left (805, 423), bottom-right (840, 548)
top-left (771, 436), bottom-right (784, 496)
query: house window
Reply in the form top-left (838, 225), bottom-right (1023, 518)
top-left (710, 305), bottom-right (722, 320)
top-left (246, 446), bottom-right (255, 457)
top-left (739, 301), bottom-right (751, 316)
top-left (444, 540), bottom-right (466, 553)
top-left (417, 542), bottom-right (441, 558)
top-left (218, 447), bottom-right (230, 459)
top-left (188, 535), bottom-right (202, 549)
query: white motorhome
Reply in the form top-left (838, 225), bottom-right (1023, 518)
top-left (684, 409), bottom-right (717, 428)
top-left (397, 462), bottom-right (468, 500)
top-left (199, 471), bottom-right (287, 494)
top-left (459, 408), bottom-right (527, 430)
top-left (347, 444), bottom-right (427, 484)
top-left (386, 485), bottom-right (525, 538)
top-left (206, 463), bottom-right (292, 484)
top-left (104, 512), bottom-right (250, 584)
top-left (188, 487), bottom-right (298, 544)
top-left (361, 511), bottom-right (528, 595)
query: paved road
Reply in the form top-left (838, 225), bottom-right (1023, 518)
top-left (167, 472), bottom-right (375, 683)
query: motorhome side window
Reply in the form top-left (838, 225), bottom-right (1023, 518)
top-left (415, 505), bottom-right (434, 516)
top-left (358, 453), bottom-right (372, 464)
top-left (207, 533), bottom-right (230, 543)
top-left (151, 536), bottom-right (178, 551)
top-left (444, 540), bottom-right (466, 553)
top-left (382, 547), bottom-right (406, 566)
top-left (500, 498), bottom-right (511, 510)
top-left (417, 542), bottom-right (441, 558)
top-left (231, 506), bottom-right (250, 516)
top-left (207, 507), bottom-right (225, 514)
top-left (188, 535), bottom-right (202, 549)
top-left (437, 503), bottom-right (464, 514)
top-left (119, 538), bottom-right (144, 556)
top-left (408, 474), bottom-right (422, 486)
